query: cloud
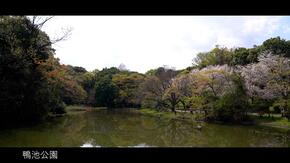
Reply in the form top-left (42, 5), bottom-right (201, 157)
top-left (41, 16), bottom-right (290, 73)
top-left (242, 16), bottom-right (281, 35)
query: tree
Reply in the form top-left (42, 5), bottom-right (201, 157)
top-left (96, 67), bottom-right (120, 78)
top-left (112, 72), bottom-right (145, 107)
top-left (190, 65), bottom-right (248, 122)
top-left (193, 47), bottom-right (233, 68)
top-left (262, 37), bottom-right (290, 58)
top-left (213, 73), bottom-right (249, 122)
top-left (42, 60), bottom-right (88, 105)
top-left (240, 53), bottom-right (290, 117)
top-left (80, 71), bottom-right (98, 105)
top-left (192, 65), bottom-right (235, 97)
top-left (93, 67), bottom-right (120, 107)
top-left (140, 76), bottom-right (165, 110)
top-left (0, 16), bottom-right (68, 124)
top-left (231, 48), bottom-right (251, 65)
top-left (193, 52), bottom-right (216, 68)
top-left (94, 75), bottom-right (118, 108)
top-left (140, 66), bottom-right (178, 112)
top-left (163, 74), bottom-right (194, 114)
top-left (241, 53), bottom-right (290, 100)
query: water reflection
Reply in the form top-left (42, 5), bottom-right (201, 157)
top-left (80, 143), bottom-right (101, 148)
top-left (80, 143), bottom-right (94, 147)
top-left (80, 139), bottom-right (101, 148)
top-left (80, 142), bottom-right (152, 148)
top-left (128, 143), bottom-right (152, 147)
top-left (0, 108), bottom-right (289, 147)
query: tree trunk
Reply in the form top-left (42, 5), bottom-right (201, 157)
top-left (204, 110), bottom-right (208, 120)
top-left (171, 107), bottom-right (176, 115)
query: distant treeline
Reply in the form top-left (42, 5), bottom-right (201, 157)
top-left (0, 16), bottom-right (289, 126)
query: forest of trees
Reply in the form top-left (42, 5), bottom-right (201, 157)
top-left (0, 16), bottom-right (289, 126)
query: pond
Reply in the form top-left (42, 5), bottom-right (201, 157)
top-left (0, 108), bottom-right (289, 147)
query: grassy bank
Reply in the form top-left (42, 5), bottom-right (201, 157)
top-left (138, 108), bottom-right (204, 123)
top-left (249, 113), bottom-right (290, 130)
top-left (139, 108), bottom-right (290, 130)
top-left (65, 105), bottom-right (107, 115)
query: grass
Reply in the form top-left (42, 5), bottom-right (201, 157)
top-left (65, 105), bottom-right (107, 115)
top-left (140, 108), bottom-right (290, 130)
top-left (249, 113), bottom-right (290, 129)
top-left (139, 108), bottom-right (204, 123)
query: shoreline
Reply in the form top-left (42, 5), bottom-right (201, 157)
top-left (60, 106), bottom-right (290, 131)
top-left (138, 108), bottom-right (290, 131)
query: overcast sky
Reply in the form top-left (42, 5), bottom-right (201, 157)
top-left (41, 16), bottom-right (290, 73)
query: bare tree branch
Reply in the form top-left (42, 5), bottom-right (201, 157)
top-left (51, 27), bottom-right (73, 44)
top-left (29, 16), bottom-right (54, 28)
top-left (32, 16), bottom-right (37, 24)
top-left (37, 16), bottom-right (54, 28)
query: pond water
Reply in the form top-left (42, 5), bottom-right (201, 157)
top-left (0, 108), bottom-right (289, 147)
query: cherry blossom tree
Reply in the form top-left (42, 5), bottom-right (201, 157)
top-left (240, 52), bottom-right (290, 118)
top-left (240, 52), bottom-right (290, 100)
top-left (191, 65), bottom-right (236, 97)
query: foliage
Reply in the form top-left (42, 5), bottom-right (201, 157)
top-left (262, 37), bottom-right (290, 57)
top-left (140, 66), bottom-right (178, 112)
top-left (272, 99), bottom-right (290, 119)
top-left (41, 57), bottom-right (88, 105)
top-left (240, 53), bottom-right (290, 117)
top-left (193, 37), bottom-right (290, 69)
top-left (193, 47), bottom-right (233, 68)
top-left (190, 65), bottom-right (249, 122)
top-left (94, 75), bottom-right (118, 108)
top-left (212, 74), bottom-right (249, 122)
top-left (58, 65), bottom-right (88, 105)
top-left (163, 74), bottom-right (194, 112)
top-left (112, 72), bottom-right (145, 107)
top-left (0, 16), bottom-right (64, 123)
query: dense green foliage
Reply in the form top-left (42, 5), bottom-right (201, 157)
top-left (193, 37), bottom-right (290, 68)
top-left (93, 67), bottom-right (145, 108)
top-left (94, 72), bottom-right (119, 108)
top-left (112, 72), bottom-right (145, 107)
top-left (0, 16), bottom-right (62, 124)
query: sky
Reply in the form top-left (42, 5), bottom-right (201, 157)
top-left (41, 16), bottom-right (290, 73)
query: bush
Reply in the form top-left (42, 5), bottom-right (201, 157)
top-left (211, 92), bottom-right (249, 122)
top-left (250, 99), bottom-right (272, 116)
top-left (51, 101), bottom-right (66, 114)
top-left (272, 99), bottom-right (290, 119)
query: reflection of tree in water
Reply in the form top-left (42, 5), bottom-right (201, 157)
top-left (249, 128), bottom-right (290, 147)
top-left (48, 110), bottom-right (290, 147)
top-left (80, 109), bottom-right (149, 146)
top-left (285, 130), bottom-right (290, 146)
top-left (156, 119), bottom-right (203, 146)
top-left (197, 124), bottom-right (250, 147)
top-left (195, 124), bottom-right (290, 147)
top-left (54, 113), bottom-right (90, 146)
top-left (82, 111), bottom-right (120, 146)
top-left (1, 108), bottom-right (289, 147)
top-left (0, 113), bottom-right (91, 147)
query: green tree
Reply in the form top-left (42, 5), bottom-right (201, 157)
top-left (231, 48), bottom-right (251, 65)
top-left (0, 16), bottom-right (65, 124)
top-left (94, 75), bottom-right (118, 108)
top-left (262, 37), bottom-right (290, 57)
top-left (112, 72), bottom-right (145, 107)
top-left (193, 47), bottom-right (233, 68)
